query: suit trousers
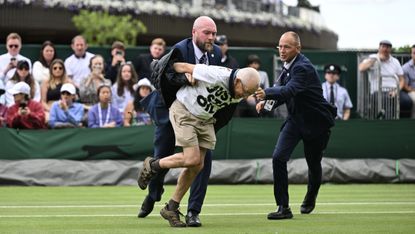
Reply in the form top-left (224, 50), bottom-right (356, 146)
top-left (148, 120), bottom-right (212, 214)
top-left (272, 120), bottom-right (330, 207)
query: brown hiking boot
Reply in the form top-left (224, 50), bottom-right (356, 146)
top-left (160, 203), bottom-right (186, 227)
top-left (137, 157), bottom-right (156, 190)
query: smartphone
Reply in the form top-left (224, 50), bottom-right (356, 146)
top-left (19, 102), bottom-right (27, 109)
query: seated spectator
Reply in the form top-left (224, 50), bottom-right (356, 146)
top-left (32, 41), bottom-right (57, 84)
top-left (6, 82), bottom-right (45, 129)
top-left (111, 62), bottom-right (138, 115)
top-left (133, 38), bottom-right (166, 80)
top-left (88, 85), bottom-right (122, 128)
top-left (215, 35), bottom-right (239, 69)
top-left (0, 32), bottom-right (32, 83)
top-left (0, 81), bottom-right (7, 127)
top-left (79, 55), bottom-right (111, 107)
top-left (322, 64), bottom-right (353, 120)
top-left (402, 44), bottom-right (415, 118)
top-left (40, 59), bottom-right (73, 116)
top-left (49, 83), bottom-right (84, 129)
top-left (5, 60), bottom-right (40, 107)
top-left (246, 54), bottom-right (270, 89)
top-left (105, 41), bottom-right (126, 84)
top-left (124, 78), bottom-right (153, 126)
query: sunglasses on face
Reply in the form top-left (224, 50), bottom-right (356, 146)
top-left (18, 67), bottom-right (29, 71)
top-left (61, 91), bottom-right (71, 95)
top-left (8, 44), bottom-right (19, 49)
top-left (53, 66), bottom-right (63, 71)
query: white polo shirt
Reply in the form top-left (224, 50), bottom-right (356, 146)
top-left (64, 52), bottom-right (94, 87)
top-left (176, 64), bottom-right (240, 120)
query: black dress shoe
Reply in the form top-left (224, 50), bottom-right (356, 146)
top-left (185, 211), bottom-right (202, 227)
top-left (267, 206), bottom-right (293, 220)
top-left (300, 194), bottom-right (316, 214)
top-left (138, 195), bottom-right (155, 218)
top-left (300, 201), bottom-right (316, 214)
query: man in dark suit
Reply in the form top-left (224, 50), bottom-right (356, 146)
top-left (133, 38), bottom-right (166, 80)
top-left (138, 16), bottom-right (233, 227)
top-left (255, 31), bottom-right (336, 220)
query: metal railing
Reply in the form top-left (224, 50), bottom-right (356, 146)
top-left (357, 56), bottom-right (400, 120)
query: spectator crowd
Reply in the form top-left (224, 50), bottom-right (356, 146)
top-left (0, 32), bottom-right (414, 130)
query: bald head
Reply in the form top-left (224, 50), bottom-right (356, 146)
top-left (278, 31), bottom-right (301, 62)
top-left (193, 16), bottom-right (216, 30)
top-left (192, 16), bottom-right (217, 53)
top-left (237, 67), bottom-right (260, 95)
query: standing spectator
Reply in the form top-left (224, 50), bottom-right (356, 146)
top-left (64, 35), bottom-right (95, 87)
top-left (137, 16), bottom-right (228, 229)
top-left (88, 85), bottom-right (122, 128)
top-left (247, 54), bottom-right (270, 89)
top-left (402, 44), bottom-right (415, 118)
top-left (255, 31), bottom-right (336, 220)
top-left (111, 62), bottom-right (138, 114)
top-left (0, 82), bottom-right (7, 127)
top-left (358, 40), bottom-right (409, 117)
top-left (5, 60), bottom-right (40, 107)
top-left (322, 64), bottom-right (353, 120)
top-left (49, 83), bottom-right (84, 129)
top-left (32, 41), bottom-right (57, 84)
top-left (124, 78), bottom-right (153, 127)
top-left (133, 38), bottom-right (166, 80)
top-left (40, 59), bottom-right (73, 118)
top-left (79, 55), bottom-right (111, 107)
top-left (0, 33), bottom-right (32, 83)
top-left (105, 41), bottom-right (126, 84)
top-left (6, 82), bottom-right (45, 129)
top-left (215, 35), bottom-right (239, 69)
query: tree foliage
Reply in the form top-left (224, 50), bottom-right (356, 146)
top-left (72, 10), bottom-right (147, 46)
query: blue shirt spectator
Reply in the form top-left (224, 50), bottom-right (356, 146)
top-left (87, 85), bottom-right (122, 128)
top-left (49, 83), bottom-right (84, 128)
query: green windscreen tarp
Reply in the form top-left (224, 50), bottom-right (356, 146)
top-left (0, 119), bottom-right (414, 160)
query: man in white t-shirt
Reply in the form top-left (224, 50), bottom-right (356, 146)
top-left (64, 35), bottom-right (95, 87)
top-left (0, 33), bottom-right (32, 84)
top-left (359, 40), bottom-right (404, 91)
top-left (138, 62), bottom-right (260, 227)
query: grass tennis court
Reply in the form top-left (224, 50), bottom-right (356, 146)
top-left (1, 184), bottom-right (414, 233)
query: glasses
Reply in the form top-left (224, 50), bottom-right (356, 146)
top-left (8, 44), bottom-right (19, 49)
top-left (61, 91), bottom-right (71, 95)
top-left (18, 67), bottom-right (29, 71)
top-left (53, 66), bottom-right (63, 71)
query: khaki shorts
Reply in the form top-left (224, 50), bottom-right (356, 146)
top-left (169, 100), bottom-right (216, 150)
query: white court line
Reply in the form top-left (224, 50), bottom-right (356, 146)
top-left (1, 211), bottom-right (415, 218)
top-left (1, 201), bottom-right (415, 209)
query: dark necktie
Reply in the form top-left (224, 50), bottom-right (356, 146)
top-left (330, 85), bottom-right (335, 105)
top-left (277, 67), bottom-right (287, 85)
top-left (199, 54), bottom-right (207, 64)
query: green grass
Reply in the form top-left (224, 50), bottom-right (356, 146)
top-left (0, 184), bottom-right (414, 233)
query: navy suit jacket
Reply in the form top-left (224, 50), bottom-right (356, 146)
top-left (265, 53), bottom-right (336, 137)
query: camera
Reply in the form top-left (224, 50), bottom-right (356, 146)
top-left (116, 50), bottom-right (123, 56)
top-left (19, 102), bottom-right (27, 109)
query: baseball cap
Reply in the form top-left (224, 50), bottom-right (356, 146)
top-left (215, 35), bottom-right (228, 45)
top-left (60, 83), bottom-right (76, 95)
top-left (134, 78), bottom-right (154, 91)
top-left (379, 40), bottom-right (392, 47)
top-left (10, 82), bottom-right (31, 96)
top-left (324, 64), bottom-right (341, 74)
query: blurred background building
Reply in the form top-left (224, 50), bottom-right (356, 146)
top-left (0, 0), bottom-right (338, 49)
